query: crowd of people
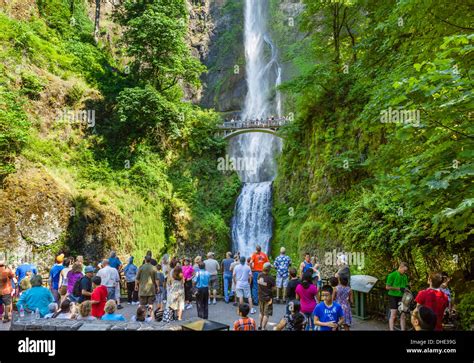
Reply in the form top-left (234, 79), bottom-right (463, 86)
top-left (0, 248), bottom-right (453, 331)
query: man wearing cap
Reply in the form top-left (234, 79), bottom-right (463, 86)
top-left (48, 254), bottom-right (65, 304)
top-left (250, 245), bottom-right (269, 305)
top-left (257, 262), bottom-right (275, 330)
top-left (204, 252), bottom-right (220, 305)
top-left (274, 247), bottom-right (292, 302)
top-left (0, 258), bottom-right (14, 323)
top-left (77, 266), bottom-right (95, 303)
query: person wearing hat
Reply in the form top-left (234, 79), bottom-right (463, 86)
top-left (0, 257), bottom-right (14, 323)
top-left (204, 252), bottom-right (220, 305)
top-left (48, 254), bottom-right (65, 304)
top-left (257, 262), bottom-right (275, 330)
top-left (274, 247), bottom-right (292, 302)
top-left (75, 266), bottom-right (95, 303)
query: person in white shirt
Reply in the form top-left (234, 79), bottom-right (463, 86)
top-left (96, 259), bottom-right (121, 307)
top-left (204, 252), bottom-right (220, 305)
top-left (233, 256), bottom-right (256, 314)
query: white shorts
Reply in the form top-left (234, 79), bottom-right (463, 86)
top-left (276, 276), bottom-right (289, 288)
top-left (236, 287), bottom-right (251, 299)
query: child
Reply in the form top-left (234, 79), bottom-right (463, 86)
top-left (313, 285), bottom-right (344, 331)
top-left (132, 305), bottom-right (153, 322)
top-left (334, 276), bottom-right (353, 330)
top-left (233, 303), bottom-right (257, 331)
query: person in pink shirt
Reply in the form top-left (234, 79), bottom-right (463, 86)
top-left (182, 257), bottom-right (194, 310)
top-left (296, 270), bottom-right (318, 330)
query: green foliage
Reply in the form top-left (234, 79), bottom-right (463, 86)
top-left (0, 87), bottom-right (30, 179)
top-left (457, 292), bottom-right (474, 331)
top-left (272, 0), bottom-right (473, 301)
top-left (20, 71), bottom-right (45, 100)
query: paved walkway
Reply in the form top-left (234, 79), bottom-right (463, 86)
top-left (1, 300), bottom-right (386, 331)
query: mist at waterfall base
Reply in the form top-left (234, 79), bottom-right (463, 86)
top-left (230, 0), bottom-right (283, 260)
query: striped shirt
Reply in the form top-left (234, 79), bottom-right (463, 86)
top-left (233, 317), bottom-right (257, 331)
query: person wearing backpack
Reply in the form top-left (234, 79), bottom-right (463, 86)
top-left (66, 263), bottom-right (83, 301)
top-left (72, 266), bottom-right (94, 303)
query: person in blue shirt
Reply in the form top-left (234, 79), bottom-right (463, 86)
top-left (313, 285), bottom-right (344, 331)
top-left (15, 261), bottom-right (38, 286)
top-left (299, 253), bottom-right (313, 277)
top-left (108, 251), bottom-right (123, 271)
top-left (101, 300), bottom-right (126, 321)
top-left (16, 275), bottom-right (54, 317)
top-left (192, 263), bottom-right (210, 319)
top-left (48, 254), bottom-right (65, 304)
top-left (124, 256), bottom-right (138, 304)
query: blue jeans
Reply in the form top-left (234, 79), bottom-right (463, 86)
top-left (252, 271), bottom-right (260, 305)
top-left (223, 273), bottom-right (233, 303)
top-left (304, 312), bottom-right (315, 331)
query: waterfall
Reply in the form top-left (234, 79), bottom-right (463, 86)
top-left (230, 0), bottom-right (282, 258)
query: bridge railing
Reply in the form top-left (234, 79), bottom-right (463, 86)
top-left (218, 118), bottom-right (290, 129)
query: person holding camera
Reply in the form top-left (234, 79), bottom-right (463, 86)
top-left (386, 262), bottom-right (409, 331)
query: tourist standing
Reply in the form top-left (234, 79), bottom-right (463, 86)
top-left (250, 245), bottom-right (269, 305)
top-left (17, 275), bottom-right (54, 317)
top-left (204, 252), bottom-right (220, 305)
top-left (0, 258), bottom-right (14, 323)
top-left (124, 256), bottom-right (138, 305)
top-left (155, 264), bottom-right (165, 311)
top-left (193, 262), bottom-right (210, 319)
top-left (49, 254), bottom-right (65, 304)
top-left (15, 259), bottom-right (37, 289)
top-left (167, 266), bottom-right (185, 321)
top-left (334, 276), bottom-right (353, 330)
top-left (229, 254), bottom-right (240, 306)
top-left (135, 255), bottom-right (157, 308)
top-left (295, 270), bottom-right (318, 330)
top-left (313, 285), bottom-right (344, 331)
top-left (182, 258), bottom-right (194, 310)
top-left (335, 254), bottom-right (350, 283)
top-left (415, 272), bottom-right (449, 331)
top-left (386, 262), bottom-right (409, 331)
top-left (233, 303), bottom-right (257, 331)
top-left (257, 262), bottom-right (275, 330)
top-left (222, 252), bottom-right (234, 304)
top-left (90, 276), bottom-right (108, 319)
top-left (299, 253), bottom-right (312, 278)
top-left (286, 267), bottom-right (300, 302)
top-left (97, 259), bottom-right (120, 305)
top-left (233, 256), bottom-right (256, 314)
top-left (74, 266), bottom-right (94, 303)
top-left (66, 262), bottom-right (84, 299)
top-left (59, 257), bottom-right (72, 299)
top-left (274, 247), bottom-right (291, 302)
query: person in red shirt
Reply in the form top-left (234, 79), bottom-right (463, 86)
top-left (250, 245), bottom-right (269, 305)
top-left (415, 272), bottom-right (449, 331)
top-left (90, 276), bottom-right (108, 318)
top-left (0, 258), bottom-right (14, 322)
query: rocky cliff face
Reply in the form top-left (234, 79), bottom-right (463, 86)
top-left (189, 0), bottom-right (246, 113)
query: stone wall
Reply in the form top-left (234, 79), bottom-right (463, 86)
top-left (10, 313), bottom-right (182, 331)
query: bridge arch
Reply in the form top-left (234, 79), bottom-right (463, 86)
top-left (221, 128), bottom-right (284, 140)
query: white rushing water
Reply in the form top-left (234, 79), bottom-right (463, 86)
top-left (230, 0), bottom-right (282, 259)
